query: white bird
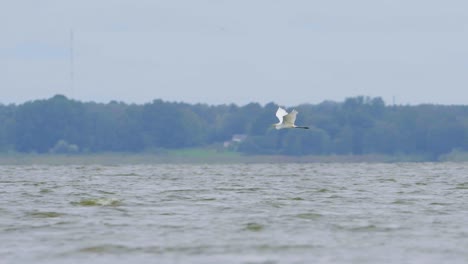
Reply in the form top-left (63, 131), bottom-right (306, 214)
top-left (273, 107), bottom-right (309, 130)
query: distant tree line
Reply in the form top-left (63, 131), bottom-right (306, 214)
top-left (1, 94), bottom-right (468, 158)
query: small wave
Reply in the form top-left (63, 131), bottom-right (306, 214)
top-left (79, 244), bottom-right (131, 253)
top-left (334, 223), bottom-right (400, 232)
top-left (77, 244), bottom-right (217, 255)
top-left (277, 197), bottom-right (304, 201)
top-left (198, 198), bottom-right (216, 201)
top-left (296, 213), bottom-right (322, 219)
top-left (215, 187), bottom-right (262, 192)
top-left (254, 244), bottom-right (319, 251)
top-left (380, 178), bottom-right (397, 182)
top-left (28, 211), bottom-right (63, 218)
top-left (159, 189), bottom-right (207, 193)
top-left (392, 199), bottom-right (413, 205)
top-left (455, 183), bottom-right (468, 189)
top-left (429, 202), bottom-right (451, 206)
top-left (244, 222), bottom-right (264, 232)
top-left (112, 173), bottom-right (140, 177)
top-left (290, 197), bottom-right (304, 201)
top-left (39, 188), bottom-right (52, 193)
top-left (71, 198), bottom-right (122, 207)
top-left (97, 190), bottom-right (116, 195)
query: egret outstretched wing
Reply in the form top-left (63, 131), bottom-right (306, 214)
top-left (276, 107), bottom-right (288, 123)
top-left (282, 110), bottom-right (298, 126)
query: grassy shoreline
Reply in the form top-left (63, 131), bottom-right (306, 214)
top-left (0, 148), bottom-right (458, 165)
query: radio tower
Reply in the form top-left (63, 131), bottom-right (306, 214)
top-left (70, 28), bottom-right (75, 97)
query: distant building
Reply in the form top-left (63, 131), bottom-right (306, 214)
top-left (224, 134), bottom-right (248, 148)
top-left (232, 134), bottom-right (247, 143)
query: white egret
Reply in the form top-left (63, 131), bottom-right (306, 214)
top-left (273, 107), bottom-right (309, 130)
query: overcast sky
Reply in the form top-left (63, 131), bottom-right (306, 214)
top-left (1, 0), bottom-right (467, 106)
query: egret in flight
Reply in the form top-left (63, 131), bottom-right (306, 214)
top-left (273, 107), bottom-right (309, 130)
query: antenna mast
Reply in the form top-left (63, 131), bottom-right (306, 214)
top-left (70, 28), bottom-right (75, 96)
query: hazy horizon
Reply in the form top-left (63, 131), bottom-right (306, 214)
top-left (3, 93), bottom-right (468, 109)
top-left (2, 0), bottom-right (467, 106)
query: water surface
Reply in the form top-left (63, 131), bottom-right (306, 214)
top-left (1, 163), bottom-right (468, 263)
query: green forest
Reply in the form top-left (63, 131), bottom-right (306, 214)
top-left (1, 95), bottom-right (468, 160)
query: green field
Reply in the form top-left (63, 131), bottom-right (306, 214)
top-left (0, 148), bottom-right (453, 165)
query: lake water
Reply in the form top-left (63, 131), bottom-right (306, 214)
top-left (1, 163), bottom-right (468, 263)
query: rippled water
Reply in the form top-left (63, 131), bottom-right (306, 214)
top-left (1, 163), bottom-right (468, 263)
